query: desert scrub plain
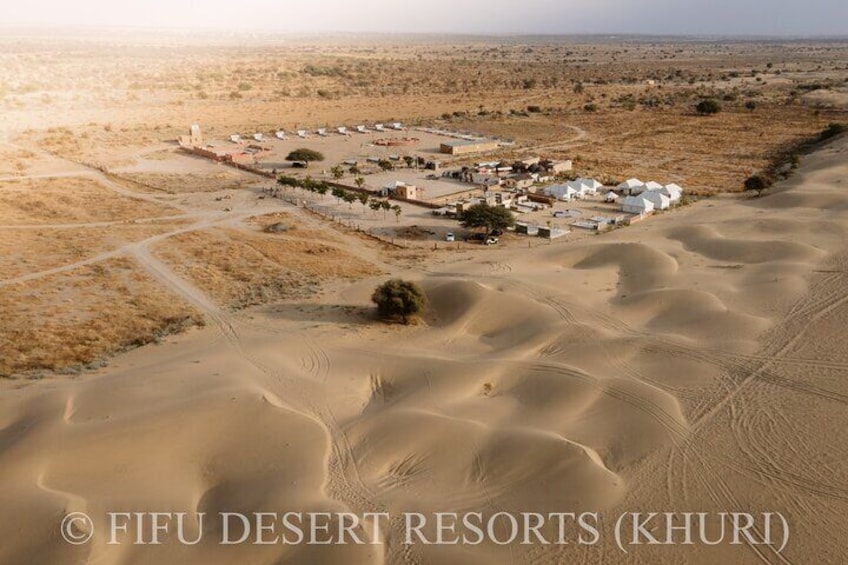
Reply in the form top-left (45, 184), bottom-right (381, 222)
top-left (1, 31), bottom-right (847, 376)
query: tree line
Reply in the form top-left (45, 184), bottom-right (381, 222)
top-left (277, 175), bottom-right (403, 221)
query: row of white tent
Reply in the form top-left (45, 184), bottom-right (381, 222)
top-left (228, 123), bottom-right (404, 144)
top-left (618, 178), bottom-right (683, 200)
top-left (619, 180), bottom-right (684, 214)
top-left (542, 176), bottom-right (684, 215)
top-left (544, 178), bottom-right (605, 201)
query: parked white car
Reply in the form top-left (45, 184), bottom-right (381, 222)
top-left (445, 232), bottom-right (455, 242)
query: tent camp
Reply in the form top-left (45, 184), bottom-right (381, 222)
top-left (661, 183), bottom-right (684, 202)
top-left (618, 178), bottom-right (646, 195)
top-left (604, 191), bottom-right (619, 203)
top-left (641, 191), bottom-right (671, 210)
top-left (545, 184), bottom-right (579, 201)
top-left (621, 195), bottom-right (655, 214)
top-left (569, 178), bottom-right (603, 197)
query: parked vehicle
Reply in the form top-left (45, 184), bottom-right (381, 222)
top-left (484, 236), bottom-right (499, 245)
top-left (445, 232), bottom-right (455, 242)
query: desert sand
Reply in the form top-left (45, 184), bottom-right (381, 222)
top-left (1, 128), bottom-right (847, 564)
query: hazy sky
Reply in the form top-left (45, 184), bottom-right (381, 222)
top-left (2, 0), bottom-right (846, 36)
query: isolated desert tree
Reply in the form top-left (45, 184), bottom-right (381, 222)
top-left (286, 148), bottom-right (325, 162)
top-left (695, 99), bottom-right (722, 115)
top-left (371, 279), bottom-right (427, 324)
top-left (354, 176), bottom-right (366, 189)
top-left (403, 155), bottom-right (414, 168)
top-left (368, 198), bottom-right (383, 216)
top-left (461, 203), bottom-right (515, 232)
top-left (391, 204), bottom-right (402, 222)
top-left (331, 165), bottom-right (344, 179)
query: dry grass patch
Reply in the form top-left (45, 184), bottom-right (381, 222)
top-left (250, 212), bottom-right (343, 242)
top-left (0, 145), bottom-right (40, 176)
top-left (0, 177), bottom-right (180, 224)
top-left (455, 104), bottom-right (842, 194)
top-left (117, 171), bottom-right (250, 194)
top-left (155, 227), bottom-right (382, 309)
top-left (0, 222), bottom-right (190, 280)
top-left (0, 257), bottom-right (201, 376)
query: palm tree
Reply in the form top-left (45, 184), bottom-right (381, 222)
top-left (391, 204), bottom-right (402, 222)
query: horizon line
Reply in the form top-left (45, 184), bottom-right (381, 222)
top-left (1, 25), bottom-right (848, 42)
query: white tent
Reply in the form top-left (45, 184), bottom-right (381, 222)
top-left (274, 131), bottom-right (287, 140)
top-left (545, 184), bottom-right (579, 201)
top-left (296, 130), bottom-right (308, 138)
top-left (604, 191), bottom-right (619, 203)
top-left (253, 133), bottom-right (264, 142)
top-left (662, 183), bottom-right (683, 202)
top-left (374, 124), bottom-right (385, 131)
top-left (621, 195), bottom-right (655, 214)
top-left (618, 178), bottom-right (645, 195)
top-left (575, 178), bottom-right (603, 191)
top-left (644, 180), bottom-right (664, 191)
top-left (337, 127), bottom-right (348, 135)
top-left (356, 125), bottom-right (369, 133)
top-left (569, 178), bottom-right (602, 197)
top-left (641, 191), bottom-right (671, 210)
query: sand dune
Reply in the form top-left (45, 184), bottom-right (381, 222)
top-left (2, 136), bottom-right (848, 564)
top-left (668, 224), bottom-right (824, 264)
top-left (560, 242), bottom-right (679, 294)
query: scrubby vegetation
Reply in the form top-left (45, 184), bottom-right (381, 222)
top-left (461, 203), bottom-right (516, 232)
top-left (695, 99), bottom-right (722, 115)
top-left (820, 123), bottom-right (846, 141)
top-left (371, 279), bottom-right (426, 324)
top-left (286, 148), bottom-right (325, 162)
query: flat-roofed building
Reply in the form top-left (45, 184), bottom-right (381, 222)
top-left (440, 139), bottom-right (501, 155)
